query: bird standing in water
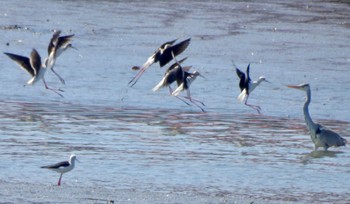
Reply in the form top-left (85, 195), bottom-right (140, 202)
top-left (128, 38), bottom-right (191, 87)
top-left (41, 154), bottom-right (79, 186)
top-left (288, 83), bottom-right (346, 151)
top-left (4, 49), bottom-right (64, 97)
top-left (235, 64), bottom-right (269, 114)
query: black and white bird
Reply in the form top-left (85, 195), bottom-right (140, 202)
top-left (41, 154), bottom-right (79, 186)
top-left (288, 83), bottom-right (347, 151)
top-left (4, 49), bottom-right (64, 97)
top-left (152, 57), bottom-right (189, 94)
top-left (172, 70), bottom-right (205, 112)
top-left (46, 30), bottom-right (75, 85)
top-left (152, 57), bottom-right (194, 106)
top-left (235, 64), bottom-right (269, 114)
top-left (128, 38), bottom-right (191, 87)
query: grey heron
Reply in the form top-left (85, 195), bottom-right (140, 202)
top-left (288, 83), bottom-right (347, 151)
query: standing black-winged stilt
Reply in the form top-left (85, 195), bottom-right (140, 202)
top-left (235, 64), bottom-right (269, 114)
top-left (4, 49), bottom-right (64, 97)
top-left (128, 38), bottom-right (191, 87)
top-left (41, 154), bottom-right (79, 186)
top-left (46, 30), bottom-right (75, 85)
top-left (287, 83), bottom-right (347, 151)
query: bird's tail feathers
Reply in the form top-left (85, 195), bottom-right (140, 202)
top-left (237, 90), bottom-right (247, 102)
top-left (152, 78), bottom-right (166, 91)
top-left (27, 77), bottom-right (36, 85)
top-left (172, 83), bottom-right (184, 96)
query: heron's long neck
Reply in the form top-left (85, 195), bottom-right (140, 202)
top-left (303, 89), bottom-right (316, 132)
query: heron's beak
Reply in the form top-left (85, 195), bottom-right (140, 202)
top-left (287, 85), bottom-right (302, 89)
top-left (265, 79), bottom-right (271, 83)
top-left (76, 158), bottom-right (80, 163)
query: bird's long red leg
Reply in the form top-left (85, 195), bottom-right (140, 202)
top-left (128, 67), bottom-right (147, 87)
top-left (58, 173), bottom-right (63, 186)
top-left (42, 78), bottom-right (64, 97)
top-left (185, 90), bottom-right (205, 112)
top-left (169, 86), bottom-right (191, 106)
top-left (51, 68), bottom-right (66, 85)
top-left (244, 96), bottom-right (261, 114)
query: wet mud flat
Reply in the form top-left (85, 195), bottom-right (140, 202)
top-left (0, 180), bottom-right (295, 204)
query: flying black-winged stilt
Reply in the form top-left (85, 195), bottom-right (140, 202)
top-left (152, 57), bottom-right (194, 106)
top-left (41, 154), bottom-right (79, 186)
top-left (46, 30), bottom-right (75, 85)
top-left (171, 70), bottom-right (205, 112)
top-left (128, 38), bottom-right (191, 87)
top-left (287, 83), bottom-right (347, 151)
top-left (235, 64), bottom-right (269, 114)
top-left (4, 49), bottom-right (64, 97)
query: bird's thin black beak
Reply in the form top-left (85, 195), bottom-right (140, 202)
top-left (198, 73), bottom-right (206, 79)
top-left (69, 44), bottom-right (78, 50)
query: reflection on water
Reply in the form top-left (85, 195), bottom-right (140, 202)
top-left (0, 100), bottom-right (349, 203)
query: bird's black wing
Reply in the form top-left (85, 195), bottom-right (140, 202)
top-left (30, 49), bottom-right (42, 75)
top-left (236, 68), bottom-right (245, 91)
top-left (48, 30), bottom-right (61, 56)
top-left (245, 64), bottom-right (251, 83)
top-left (41, 161), bottom-right (70, 169)
top-left (165, 57), bottom-right (188, 73)
top-left (159, 39), bottom-right (177, 50)
top-left (159, 38), bottom-right (191, 67)
top-left (57, 34), bottom-right (74, 49)
top-left (4, 52), bottom-right (35, 77)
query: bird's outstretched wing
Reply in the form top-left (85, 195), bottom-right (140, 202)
top-left (30, 49), bottom-right (42, 75)
top-left (159, 38), bottom-right (191, 67)
top-left (236, 68), bottom-right (245, 91)
top-left (4, 52), bottom-right (35, 77)
top-left (165, 57), bottom-right (188, 73)
top-left (245, 64), bottom-right (251, 83)
top-left (48, 30), bottom-right (61, 56)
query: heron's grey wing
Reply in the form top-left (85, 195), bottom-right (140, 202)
top-left (41, 161), bottom-right (69, 169)
top-left (4, 52), bottom-right (35, 77)
top-left (316, 125), bottom-right (346, 148)
top-left (30, 49), bottom-right (42, 75)
top-left (159, 38), bottom-right (190, 67)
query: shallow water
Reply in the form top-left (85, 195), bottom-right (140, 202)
top-left (0, 0), bottom-right (350, 203)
